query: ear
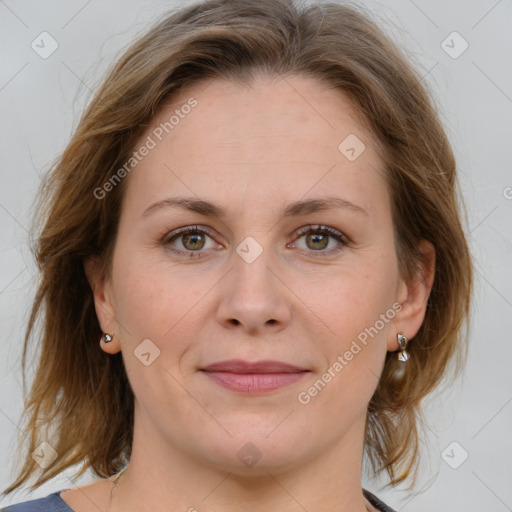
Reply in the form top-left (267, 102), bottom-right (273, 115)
top-left (388, 239), bottom-right (436, 351)
top-left (84, 257), bottom-right (122, 354)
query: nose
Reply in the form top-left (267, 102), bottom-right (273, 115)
top-left (215, 240), bottom-right (292, 335)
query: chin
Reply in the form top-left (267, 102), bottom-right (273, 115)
top-left (194, 427), bottom-right (313, 475)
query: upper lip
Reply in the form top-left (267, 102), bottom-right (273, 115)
top-left (200, 359), bottom-right (308, 373)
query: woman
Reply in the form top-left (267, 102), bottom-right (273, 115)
top-left (1, 0), bottom-right (472, 511)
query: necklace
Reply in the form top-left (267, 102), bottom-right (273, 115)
top-left (108, 467), bottom-right (127, 511)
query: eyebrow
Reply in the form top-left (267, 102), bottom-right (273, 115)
top-left (142, 195), bottom-right (368, 219)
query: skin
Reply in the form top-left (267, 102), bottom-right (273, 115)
top-left (70, 73), bottom-right (435, 512)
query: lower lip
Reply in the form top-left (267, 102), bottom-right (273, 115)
top-left (201, 371), bottom-right (308, 394)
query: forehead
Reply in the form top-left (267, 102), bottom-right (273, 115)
top-left (149, 73), bottom-right (372, 151)
top-left (122, 73), bottom-right (388, 220)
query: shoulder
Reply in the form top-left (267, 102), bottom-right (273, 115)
top-left (0, 490), bottom-right (73, 512)
top-left (363, 488), bottom-right (397, 512)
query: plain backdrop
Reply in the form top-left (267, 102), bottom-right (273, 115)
top-left (1, 0), bottom-right (511, 510)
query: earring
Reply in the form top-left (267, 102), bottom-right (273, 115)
top-left (102, 332), bottom-right (114, 343)
top-left (397, 333), bottom-right (409, 362)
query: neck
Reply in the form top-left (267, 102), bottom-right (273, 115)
top-left (108, 405), bottom-right (375, 512)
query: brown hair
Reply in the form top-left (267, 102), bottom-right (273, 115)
top-left (3, 0), bottom-right (472, 495)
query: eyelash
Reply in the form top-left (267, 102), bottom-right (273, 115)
top-left (162, 225), bottom-right (349, 259)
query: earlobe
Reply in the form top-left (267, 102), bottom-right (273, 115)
top-left (84, 257), bottom-right (121, 353)
top-left (389, 239), bottom-right (435, 351)
top-left (99, 331), bottom-right (122, 354)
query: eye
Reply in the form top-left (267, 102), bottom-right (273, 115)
top-left (162, 225), bottom-right (218, 258)
top-left (162, 224), bottom-right (349, 259)
top-left (289, 225), bottom-right (348, 256)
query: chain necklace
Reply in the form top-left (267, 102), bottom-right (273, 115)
top-left (108, 467), bottom-right (127, 511)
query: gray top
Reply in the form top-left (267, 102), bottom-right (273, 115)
top-left (1, 490), bottom-right (73, 511)
top-left (1, 488), bottom-right (396, 511)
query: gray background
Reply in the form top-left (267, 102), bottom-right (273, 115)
top-left (1, 0), bottom-right (511, 510)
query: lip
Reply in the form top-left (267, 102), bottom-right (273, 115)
top-left (200, 359), bottom-right (310, 394)
top-left (200, 359), bottom-right (308, 373)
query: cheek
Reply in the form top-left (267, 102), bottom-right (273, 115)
top-left (295, 251), bottom-right (398, 402)
top-left (110, 247), bottom-right (183, 353)
top-left (111, 248), bottom-right (216, 374)
top-left (297, 255), bottom-right (397, 340)
top-left (296, 268), bottom-right (394, 423)
top-left (111, 255), bottom-right (197, 410)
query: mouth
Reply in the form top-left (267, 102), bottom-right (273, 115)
top-left (199, 359), bottom-right (310, 394)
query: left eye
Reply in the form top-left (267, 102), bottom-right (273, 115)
top-left (162, 225), bottom-right (348, 258)
top-left (290, 225), bottom-right (348, 255)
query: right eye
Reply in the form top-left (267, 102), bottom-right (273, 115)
top-left (162, 225), bottom-right (221, 258)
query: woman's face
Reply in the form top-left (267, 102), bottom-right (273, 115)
top-left (89, 73), bottom-right (428, 474)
